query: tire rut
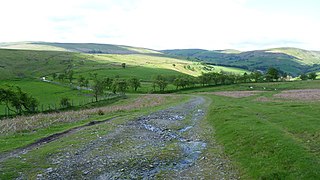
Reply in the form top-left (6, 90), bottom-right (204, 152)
top-left (0, 116), bottom-right (120, 163)
top-left (12, 96), bottom-right (239, 179)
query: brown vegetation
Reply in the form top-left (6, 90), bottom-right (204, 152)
top-left (201, 91), bottom-right (265, 98)
top-left (0, 95), bottom-right (177, 134)
top-left (274, 89), bottom-right (320, 101)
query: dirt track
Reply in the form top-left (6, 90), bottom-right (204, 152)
top-left (9, 96), bottom-right (238, 179)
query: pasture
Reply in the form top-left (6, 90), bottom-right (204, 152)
top-left (0, 80), bottom-right (93, 116)
top-left (194, 80), bottom-right (320, 179)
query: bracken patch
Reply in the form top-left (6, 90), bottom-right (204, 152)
top-left (274, 89), bottom-right (320, 101)
top-left (0, 95), bottom-right (177, 134)
top-left (201, 91), bottom-right (265, 98)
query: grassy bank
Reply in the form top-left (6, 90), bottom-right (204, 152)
top-left (205, 91), bottom-right (320, 179)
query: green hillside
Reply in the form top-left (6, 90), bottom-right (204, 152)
top-left (0, 42), bottom-right (160, 54)
top-left (268, 47), bottom-right (320, 65)
top-left (0, 44), bottom-right (248, 81)
top-left (162, 48), bottom-right (320, 76)
top-left (0, 43), bottom-right (248, 116)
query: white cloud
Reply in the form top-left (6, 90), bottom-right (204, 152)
top-left (0, 0), bottom-right (319, 50)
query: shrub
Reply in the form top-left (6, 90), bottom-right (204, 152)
top-left (98, 109), bottom-right (104, 115)
top-left (60, 97), bottom-right (71, 108)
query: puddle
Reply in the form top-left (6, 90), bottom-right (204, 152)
top-left (141, 116), bottom-right (206, 173)
top-left (179, 126), bottom-right (193, 132)
top-left (176, 141), bottom-right (207, 169)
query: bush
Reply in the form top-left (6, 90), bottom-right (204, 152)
top-left (98, 109), bottom-right (104, 115)
top-left (60, 97), bottom-right (71, 108)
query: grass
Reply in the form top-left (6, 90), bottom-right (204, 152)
top-left (0, 47), bottom-right (248, 81)
top-left (163, 48), bottom-right (320, 76)
top-left (177, 79), bottom-right (320, 94)
top-left (203, 89), bottom-right (320, 179)
top-left (0, 94), bottom-right (189, 179)
top-left (0, 79), bottom-right (93, 116)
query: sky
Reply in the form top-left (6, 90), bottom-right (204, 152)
top-left (0, 0), bottom-right (320, 51)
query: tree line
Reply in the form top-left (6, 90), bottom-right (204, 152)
top-left (52, 66), bottom-right (319, 101)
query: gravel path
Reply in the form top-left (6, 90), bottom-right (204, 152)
top-left (17, 96), bottom-right (238, 179)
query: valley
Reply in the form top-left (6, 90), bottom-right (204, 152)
top-left (0, 42), bottom-right (319, 179)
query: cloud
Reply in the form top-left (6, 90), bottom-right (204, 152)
top-left (0, 0), bottom-right (319, 50)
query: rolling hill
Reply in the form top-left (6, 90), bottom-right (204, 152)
top-left (0, 42), bottom-right (248, 81)
top-left (0, 42), bottom-right (160, 54)
top-left (162, 48), bottom-right (320, 76)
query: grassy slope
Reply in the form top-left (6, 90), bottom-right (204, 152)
top-left (0, 48), bottom-right (248, 80)
top-left (163, 48), bottom-right (320, 76)
top-left (188, 81), bottom-right (320, 179)
top-left (0, 47), bottom-right (246, 115)
top-left (0, 42), bottom-right (160, 54)
top-left (268, 47), bottom-right (320, 65)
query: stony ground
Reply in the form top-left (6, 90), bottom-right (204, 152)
top-left (12, 96), bottom-right (238, 179)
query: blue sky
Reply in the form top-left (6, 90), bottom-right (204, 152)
top-left (0, 0), bottom-right (319, 50)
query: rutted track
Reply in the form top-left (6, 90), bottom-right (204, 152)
top-left (0, 116), bottom-right (120, 163)
top-left (5, 96), bottom-right (238, 179)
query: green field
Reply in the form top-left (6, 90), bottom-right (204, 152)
top-left (206, 94), bottom-right (319, 179)
top-left (0, 80), bottom-right (94, 115)
top-left (180, 80), bottom-right (320, 179)
top-left (0, 46), bottom-right (248, 116)
top-left (1, 80), bottom-right (319, 179)
top-left (1, 42), bottom-right (319, 179)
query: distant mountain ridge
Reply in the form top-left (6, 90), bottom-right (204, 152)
top-left (162, 47), bottom-right (320, 76)
top-left (0, 42), bottom-right (160, 54)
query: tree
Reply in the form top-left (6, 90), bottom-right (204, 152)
top-left (0, 87), bottom-right (16, 113)
top-left (58, 73), bottom-right (65, 81)
top-left (66, 70), bottom-right (74, 83)
top-left (265, 67), bottom-right (279, 82)
top-left (250, 71), bottom-right (263, 82)
top-left (300, 73), bottom-right (308, 80)
top-left (174, 76), bottom-right (190, 90)
top-left (111, 79), bottom-right (128, 94)
top-left (102, 77), bottom-right (113, 90)
top-left (308, 72), bottom-right (317, 80)
top-left (121, 63), bottom-right (126, 69)
top-left (198, 73), bottom-right (211, 86)
top-left (92, 79), bottom-right (106, 102)
top-left (0, 86), bottom-right (38, 114)
top-left (154, 75), bottom-right (168, 92)
top-left (129, 77), bottom-right (141, 91)
top-left (52, 73), bottom-right (57, 80)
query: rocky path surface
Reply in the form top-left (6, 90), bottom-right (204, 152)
top-left (19, 96), bottom-right (238, 179)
